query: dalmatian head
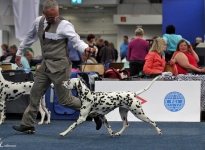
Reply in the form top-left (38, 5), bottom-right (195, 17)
top-left (62, 78), bottom-right (86, 90)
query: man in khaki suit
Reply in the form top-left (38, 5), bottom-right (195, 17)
top-left (13, 0), bottom-right (102, 133)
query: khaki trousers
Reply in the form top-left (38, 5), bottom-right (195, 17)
top-left (21, 65), bottom-right (81, 126)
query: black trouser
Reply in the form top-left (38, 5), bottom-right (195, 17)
top-left (129, 60), bottom-right (145, 76)
top-left (165, 51), bottom-right (174, 62)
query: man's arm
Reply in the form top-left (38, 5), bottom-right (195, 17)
top-left (60, 21), bottom-right (88, 53)
top-left (16, 17), bottom-right (40, 56)
top-left (15, 17), bottom-right (40, 67)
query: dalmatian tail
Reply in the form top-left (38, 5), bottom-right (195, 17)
top-left (135, 76), bottom-right (159, 95)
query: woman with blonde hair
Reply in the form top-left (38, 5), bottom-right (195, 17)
top-left (143, 38), bottom-right (167, 75)
top-left (17, 49), bottom-right (34, 71)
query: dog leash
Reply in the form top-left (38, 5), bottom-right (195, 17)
top-left (82, 50), bottom-right (91, 72)
top-left (80, 50), bottom-right (91, 83)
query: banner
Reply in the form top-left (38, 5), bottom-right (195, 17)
top-left (95, 81), bottom-right (201, 122)
top-left (12, 0), bottom-right (39, 41)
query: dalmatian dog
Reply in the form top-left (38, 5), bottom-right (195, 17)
top-left (60, 77), bottom-right (162, 137)
top-left (0, 68), bottom-right (51, 125)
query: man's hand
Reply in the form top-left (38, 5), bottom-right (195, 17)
top-left (15, 56), bottom-right (22, 67)
top-left (85, 47), bottom-right (94, 55)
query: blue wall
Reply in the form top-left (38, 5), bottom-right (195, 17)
top-left (162, 0), bottom-right (204, 43)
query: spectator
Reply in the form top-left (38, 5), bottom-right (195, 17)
top-left (96, 38), bottom-right (104, 63)
top-left (17, 50), bottom-right (33, 70)
top-left (99, 40), bottom-right (115, 69)
top-left (127, 28), bottom-right (149, 76)
top-left (143, 38), bottom-right (166, 75)
top-left (1, 44), bottom-right (9, 54)
top-left (0, 45), bottom-right (12, 62)
top-left (192, 37), bottom-right (203, 50)
top-left (82, 52), bottom-right (97, 64)
top-left (120, 36), bottom-right (129, 61)
top-left (24, 48), bottom-right (43, 70)
top-left (9, 45), bottom-right (18, 63)
top-left (163, 25), bottom-right (190, 62)
top-left (87, 34), bottom-right (98, 58)
top-left (109, 43), bottom-right (118, 62)
top-left (196, 37), bottom-right (202, 44)
top-left (170, 39), bottom-right (205, 75)
top-left (67, 41), bottom-right (82, 68)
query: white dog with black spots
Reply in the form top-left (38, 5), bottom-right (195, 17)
top-left (0, 68), bottom-right (51, 125)
top-left (60, 77), bottom-right (162, 137)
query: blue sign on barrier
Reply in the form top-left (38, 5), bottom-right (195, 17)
top-left (164, 91), bottom-right (185, 112)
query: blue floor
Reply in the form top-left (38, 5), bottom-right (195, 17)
top-left (0, 120), bottom-right (205, 150)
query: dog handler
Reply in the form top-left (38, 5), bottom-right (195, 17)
top-left (13, 0), bottom-right (102, 133)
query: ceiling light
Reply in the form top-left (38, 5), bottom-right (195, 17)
top-left (73, 6), bottom-right (79, 9)
top-left (94, 6), bottom-right (99, 8)
top-left (63, 7), bottom-right (68, 10)
top-left (59, 5), bottom-right (63, 8)
top-left (99, 7), bottom-right (104, 9)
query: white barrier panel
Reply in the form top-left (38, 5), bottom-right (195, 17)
top-left (95, 81), bottom-right (201, 122)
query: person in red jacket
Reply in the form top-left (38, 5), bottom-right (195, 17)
top-left (143, 38), bottom-right (167, 75)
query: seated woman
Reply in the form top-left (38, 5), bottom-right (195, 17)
top-left (17, 50), bottom-right (33, 71)
top-left (0, 49), bottom-right (12, 62)
top-left (170, 39), bottom-right (205, 75)
top-left (143, 38), bottom-right (167, 75)
top-left (9, 45), bottom-right (18, 63)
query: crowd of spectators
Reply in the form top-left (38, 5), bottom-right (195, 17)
top-left (0, 44), bottom-right (41, 71)
top-left (2, 25), bottom-right (204, 76)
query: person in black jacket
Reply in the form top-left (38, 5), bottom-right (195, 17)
top-left (9, 45), bottom-right (18, 64)
top-left (0, 44), bottom-right (11, 62)
top-left (109, 42), bottom-right (118, 62)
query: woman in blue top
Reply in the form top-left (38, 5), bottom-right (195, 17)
top-left (163, 25), bottom-right (190, 62)
top-left (18, 50), bottom-right (33, 71)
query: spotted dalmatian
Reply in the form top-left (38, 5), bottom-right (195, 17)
top-left (0, 68), bottom-right (51, 125)
top-left (60, 77), bottom-right (162, 137)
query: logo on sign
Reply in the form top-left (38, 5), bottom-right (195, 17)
top-left (164, 91), bottom-right (185, 112)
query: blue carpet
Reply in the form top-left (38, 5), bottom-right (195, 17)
top-left (0, 120), bottom-right (205, 150)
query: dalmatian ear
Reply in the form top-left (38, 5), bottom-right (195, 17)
top-left (79, 78), bottom-right (86, 85)
top-left (77, 79), bottom-right (82, 89)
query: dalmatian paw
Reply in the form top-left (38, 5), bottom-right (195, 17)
top-left (0, 116), bottom-right (6, 125)
top-left (158, 130), bottom-right (162, 136)
top-left (45, 121), bottom-right (50, 124)
top-left (38, 121), bottom-right (43, 125)
top-left (115, 132), bottom-right (121, 136)
top-left (59, 131), bottom-right (67, 137)
top-left (108, 129), bottom-right (115, 137)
